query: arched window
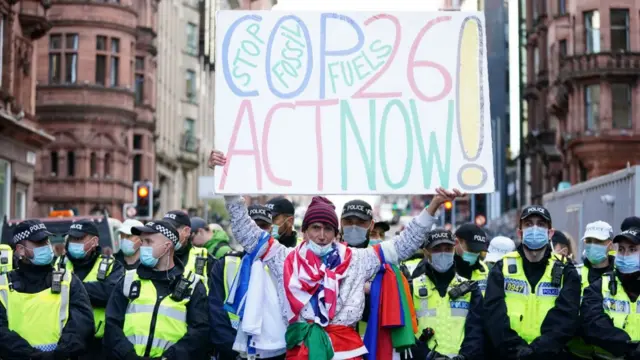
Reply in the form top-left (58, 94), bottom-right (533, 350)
top-left (90, 152), bottom-right (97, 176)
top-left (104, 153), bottom-right (112, 177)
top-left (67, 151), bottom-right (75, 177)
top-left (50, 151), bottom-right (59, 176)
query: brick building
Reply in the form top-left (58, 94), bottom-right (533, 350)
top-left (0, 0), bottom-right (54, 221)
top-left (34, 0), bottom-right (158, 218)
top-left (523, 0), bottom-right (640, 203)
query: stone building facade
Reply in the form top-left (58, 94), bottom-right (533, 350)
top-left (0, 0), bottom-right (54, 221)
top-left (34, 0), bottom-right (158, 218)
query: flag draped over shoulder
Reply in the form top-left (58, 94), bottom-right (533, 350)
top-left (364, 245), bottom-right (418, 360)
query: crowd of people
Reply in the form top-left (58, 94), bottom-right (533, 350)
top-left (0, 149), bottom-right (637, 360)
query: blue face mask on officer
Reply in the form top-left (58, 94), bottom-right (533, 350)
top-left (67, 236), bottom-right (97, 259)
top-left (20, 243), bottom-right (54, 266)
top-left (522, 226), bottom-right (550, 250)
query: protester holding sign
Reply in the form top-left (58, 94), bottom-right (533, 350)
top-left (208, 149), bottom-right (463, 359)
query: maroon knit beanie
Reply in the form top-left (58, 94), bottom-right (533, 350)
top-left (301, 196), bottom-right (339, 234)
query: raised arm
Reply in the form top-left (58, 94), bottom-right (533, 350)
top-left (224, 195), bottom-right (268, 254)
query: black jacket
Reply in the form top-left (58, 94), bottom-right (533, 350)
top-left (581, 272), bottom-right (637, 358)
top-left (208, 254), bottom-right (242, 358)
top-left (114, 251), bottom-right (140, 270)
top-left (67, 250), bottom-right (124, 311)
top-left (0, 262), bottom-right (95, 360)
top-left (104, 261), bottom-right (209, 360)
top-left (175, 243), bottom-right (216, 277)
top-left (484, 246), bottom-right (581, 359)
top-left (407, 260), bottom-right (484, 360)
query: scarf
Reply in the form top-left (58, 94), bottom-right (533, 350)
top-left (225, 232), bottom-right (271, 318)
top-left (283, 241), bottom-right (352, 326)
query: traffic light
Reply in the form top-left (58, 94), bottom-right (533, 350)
top-left (473, 194), bottom-right (487, 226)
top-left (134, 181), bottom-right (153, 220)
top-left (444, 201), bottom-right (453, 226)
top-left (152, 188), bottom-right (161, 216)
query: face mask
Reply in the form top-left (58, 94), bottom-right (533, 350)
top-left (174, 241), bottom-right (183, 252)
top-left (462, 251), bottom-right (479, 265)
top-left (271, 225), bottom-right (280, 240)
top-left (307, 241), bottom-right (333, 257)
top-left (67, 243), bottom-right (87, 259)
top-left (522, 226), bottom-right (549, 250)
top-left (369, 239), bottom-right (382, 246)
top-left (120, 239), bottom-right (137, 256)
top-left (140, 246), bottom-right (159, 268)
top-left (430, 252), bottom-right (454, 273)
top-left (615, 254), bottom-right (640, 274)
top-left (584, 243), bottom-right (608, 264)
top-left (342, 226), bottom-right (368, 246)
top-left (29, 245), bottom-right (54, 266)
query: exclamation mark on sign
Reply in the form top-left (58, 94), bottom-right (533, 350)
top-left (456, 16), bottom-right (487, 191)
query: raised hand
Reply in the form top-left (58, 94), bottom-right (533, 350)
top-left (208, 150), bottom-right (227, 170)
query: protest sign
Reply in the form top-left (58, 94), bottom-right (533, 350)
top-left (214, 11), bottom-right (494, 195)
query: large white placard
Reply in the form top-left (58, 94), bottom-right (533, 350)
top-left (214, 11), bottom-right (494, 194)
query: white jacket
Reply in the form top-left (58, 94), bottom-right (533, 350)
top-left (233, 259), bottom-right (286, 358)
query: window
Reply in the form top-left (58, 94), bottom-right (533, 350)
top-left (110, 38), bottom-right (120, 86)
top-left (184, 118), bottom-right (195, 135)
top-left (558, 0), bottom-right (566, 15)
top-left (610, 9), bottom-right (629, 52)
top-left (584, 85), bottom-right (600, 131)
top-left (558, 39), bottom-right (567, 58)
top-left (50, 151), bottom-right (59, 175)
top-left (67, 151), bottom-right (76, 177)
top-left (612, 84), bottom-right (631, 129)
top-left (15, 190), bottom-right (25, 220)
top-left (48, 34), bottom-right (78, 84)
top-left (584, 11), bottom-right (601, 53)
top-left (186, 22), bottom-right (198, 55)
top-left (185, 70), bottom-right (196, 102)
top-left (90, 152), bottom-right (97, 176)
top-left (132, 154), bottom-right (142, 182)
top-left (135, 57), bottom-right (145, 105)
top-left (104, 153), bottom-right (111, 177)
top-left (133, 134), bottom-right (142, 150)
top-left (95, 36), bottom-right (120, 86)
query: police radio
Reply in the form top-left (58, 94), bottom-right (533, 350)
top-left (51, 270), bottom-right (64, 294)
top-left (96, 255), bottom-right (112, 281)
top-left (448, 280), bottom-right (476, 299)
top-left (608, 272), bottom-right (617, 296)
top-left (128, 280), bottom-right (141, 300)
top-left (550, 261), bottom-right (565, 287)
top-left (194, 255), bottom-right (207, 276)
top-left (171, 272), bottom-right (194, 301)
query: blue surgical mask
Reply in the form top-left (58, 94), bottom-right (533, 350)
top-left (140, 246), bottom-right (159, 268)
top-left (584, 243), bottom-right (608, 265)
top-left (307, 241), bottom-right (333, 257)
top-left (174, 241), bottom-right (182, 252)
top-left (271, 225), bottom-right (280, 240)
top-left (430, 252), bottom-right (454, 273)
top-left (342, 226), bottom-right (368, 246)
top-left (369, 239), bottom-right (382, 246)
top-left (522, 226), bottom-right (549, 250)
top-left (462, 251), bottom-right (480, 265)
top-left (30, 245), bottom-right (54, 266)
top-left (120, 239), bottom-right (137, 256)
top-left (68, 243), bottom-right (87, 259)
top-left (615, 254), bottom-right (640, 274)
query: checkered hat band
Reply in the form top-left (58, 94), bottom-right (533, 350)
top-left (145, 222), bottom-right (178, 244)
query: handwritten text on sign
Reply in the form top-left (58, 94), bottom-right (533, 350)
top-left (214, 11), bottom-right (494, 194)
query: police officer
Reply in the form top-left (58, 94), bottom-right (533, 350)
top-left (61, 219), bottom-right (124, 357)
top-left (115, 219), bottom-right (144, 270)
top-left (190, 217), bottom-right (232, 259)
top-left (567, 221), bottom-right (615, 359)
top-left (209, 204), bottom-right (291, 360)
top-left (104, 219), bottom-right (209, 359)
top-left (265, 197), bottom-right (300, 247)
top-left (453, 223), bottom-right (490, 294)
top-left (409, 228), bottom-right (484, 360)
top-left (484, 205), bottom-right (581, 359)
top-left (163, 210), bottom-right (193, 266)
top-left (580, 227), bottom-right (640, 359)
top-left (0, 219), bottom-right (94, 359)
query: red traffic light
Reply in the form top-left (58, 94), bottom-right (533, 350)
top-left (137, 186), bottom-right (149, 198)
